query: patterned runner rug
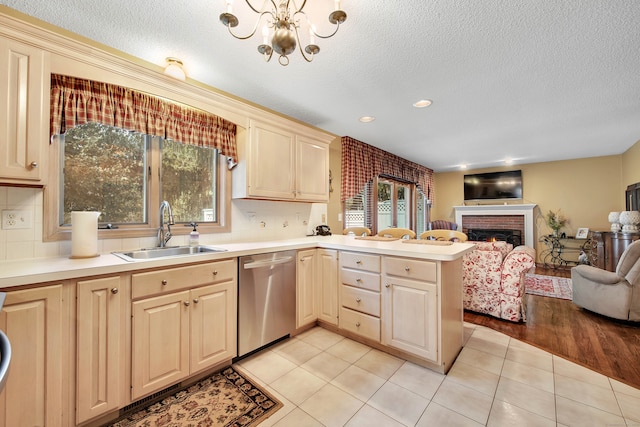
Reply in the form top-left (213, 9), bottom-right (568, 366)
top-left (525, 273), bottom-right (573, 300)
top-left (108, 366), bottom-right (282, 427)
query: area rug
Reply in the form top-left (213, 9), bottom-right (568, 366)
top-left (525, 273), bottom-right (573, 300)
top-left (108, 366), bottom-right (282, 427)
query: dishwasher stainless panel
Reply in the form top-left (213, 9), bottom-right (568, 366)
top-left (238, 250), bottom-right (296, 357)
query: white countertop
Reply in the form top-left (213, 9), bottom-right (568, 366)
top-left (0, 235), bottom-right (475, 289)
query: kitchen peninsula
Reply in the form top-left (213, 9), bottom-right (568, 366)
top-left (0, 236), bottom-right (473, 427)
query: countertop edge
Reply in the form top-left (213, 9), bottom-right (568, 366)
top-left (0, 236), bottom-right (475, 289)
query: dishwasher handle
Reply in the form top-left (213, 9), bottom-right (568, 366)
top-left (243, 256), bottom-right (294, 269)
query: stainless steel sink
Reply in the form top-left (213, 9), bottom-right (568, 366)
top-left (113, 245), bottom-right (227, 261)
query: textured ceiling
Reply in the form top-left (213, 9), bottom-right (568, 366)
top-left (2, 0), bottom-right (640, 172)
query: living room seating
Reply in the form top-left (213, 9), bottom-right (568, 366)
top-left (377, 228), bottom-right (416, 239)
top-left (420, 230), bottom-right (468, 242)
top-left (430, 220), bottom-right (458, 230)
top-left (462, 241), bottom-right (537, 322)
top-left (571, 239), bottom-right (640, 321)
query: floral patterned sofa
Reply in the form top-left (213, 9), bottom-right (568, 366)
top-left (462, 241), bottom-right (537, 322)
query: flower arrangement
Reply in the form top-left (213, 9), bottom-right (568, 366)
top-left (546, 209), bottom-right (567, 235)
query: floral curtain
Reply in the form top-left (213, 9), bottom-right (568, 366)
top-left (50, 74), bottom-right (237, 161)
top-left (340, 136), bottom-right (434, 203)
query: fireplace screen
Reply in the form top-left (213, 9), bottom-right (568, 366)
top-left (466, 229), bottom-right (522, 246)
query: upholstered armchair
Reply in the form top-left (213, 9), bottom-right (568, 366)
top-left (462, 241), bottom-right (537, 322)
top-left (430, 220), bottom-right (458, 230)
top-left (572, 240), bottom-right (640, 321)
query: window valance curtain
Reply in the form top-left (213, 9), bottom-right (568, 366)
top-left (50, 74), bottom-right (237, 161)
top-left (341, 136), bottom-right (434, 202)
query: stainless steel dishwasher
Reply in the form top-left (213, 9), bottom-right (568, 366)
top-left (237, 250), bottom-right (296, 358)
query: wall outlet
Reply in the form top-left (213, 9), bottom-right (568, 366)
top-left (2, 210), bottom-right (32, 230)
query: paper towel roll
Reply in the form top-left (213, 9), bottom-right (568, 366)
top-left (71, 211), bottom-right (101, 258)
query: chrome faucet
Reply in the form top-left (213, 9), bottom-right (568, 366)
top-left (158, 200), bottom-right (175, 247)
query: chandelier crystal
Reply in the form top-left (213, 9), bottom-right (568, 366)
top-left (220, 0), bottom-right (347, 66)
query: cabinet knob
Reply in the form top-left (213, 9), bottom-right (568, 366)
top-left (355, 322), bottom-right (361, 327)
top-left (385, 284), bottom-right (390, 288)
top-left (356, 297), bottom-right (361, 303)
top-left (356, 260), bottom-right (362, 265)
top-left (193, 298), bottom-right (199, 304)
top-left (356, 278), bottom-right (363, 283)
top-left (184, 301), bottom-right (190, 307)
top-left (161, 279), bottom-right (168, 286)
top-left (30, 161), bottom-right (38, 169)
top-left (212, 270), bottom-right (218, 276)
top-left (111, 287), bottom-right (118, 294)
top-left (404, 266), bottom-right (410, 272)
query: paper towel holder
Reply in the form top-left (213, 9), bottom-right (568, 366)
top-left (70, 211), bottom-right (101, 259)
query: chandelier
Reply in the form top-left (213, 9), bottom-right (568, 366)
top-left (219, 1), bottom-right (347, 66)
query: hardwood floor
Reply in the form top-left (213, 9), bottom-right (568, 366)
top-left (463, 266), bottom-right (640, 390)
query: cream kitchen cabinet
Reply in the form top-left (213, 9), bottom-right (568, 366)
top-left (233, 119), bottom-right (331, 202)
top-left (76, 275), bottom-right (128, 424)
top-left (383, 257), bottom-right (438, 361)
top-left (317, 249), bottom-right (338, 325)
top-left (297, 249), bottom-right (318, 328)
top-left (338, 251), bottom-right (382, 342)
top-left (0, 283), bottom-right (72, 427)
top-left (130, 259), bottom-right (237, 400)
top-left (0, 36), bottom-right (49, 185)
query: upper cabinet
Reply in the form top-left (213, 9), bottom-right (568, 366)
top-left (0, 36), bottom-right (49, 185)
top-left (233, 119), bottom-right (332, 202)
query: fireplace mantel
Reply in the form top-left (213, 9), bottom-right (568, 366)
top-left (454, 204), bottom-right (537, 246)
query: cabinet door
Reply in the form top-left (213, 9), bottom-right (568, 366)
top-left (317, 249), bottom-right (338, 325)
top-left (0, 285), bottom-right (66, 427)
top-left (247, 120), bottom-right (296, 199)
top-left (76, 276), bottom-right (122, 423)
top-left (383, 277), bottom-right (438, 362)
top-left (297, 249), bottom-right (317, 327)
top-left (190, 282), bottom-right (236, 373)
top-left (131, 291), bottom-right (190, 400)
top-left (0, 37), bottom-right (48, 183)
top-left (295, 136), bottom-right (329, 202)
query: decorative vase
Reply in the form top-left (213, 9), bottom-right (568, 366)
top-left (608, 211), bottom-right (621, 232)
top-left (552, 228), bottom-right (560, 237)
top-left (619, 210), bottom-right (640, 232)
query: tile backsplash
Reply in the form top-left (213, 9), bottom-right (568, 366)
top-left (0, 186), bottom-right (327, 261)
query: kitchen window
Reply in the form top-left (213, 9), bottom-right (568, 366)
top-left (44, 74), bottom-right (236, 241)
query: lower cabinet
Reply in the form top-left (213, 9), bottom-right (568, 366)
top-left (131, 261), bottom-right (236, 400)
top-left (76, 275), bottom-right (126, 424)
top-left (383, 256), bottom-right (438, 362)
top-left (0, 283), bottom-right (71, 427)
top-left (317, 249), bottom-right (338, 325)
top-left (297, 249), bottom-right (318, 328)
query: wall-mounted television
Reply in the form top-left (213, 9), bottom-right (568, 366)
top-left (463, 170), bottom-right (523, 201)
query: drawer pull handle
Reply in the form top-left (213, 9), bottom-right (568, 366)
top-left (404, 266), bottom-right (410, 271)
top-left (111, 288), bottom-right (118, 294)
top-left (161, 279), bottom-right (168, 286)
top-left (355, 322), bottom-right (361, 327)
top-left (356, 297), bottom-right (361, 303)
top-left (213, 270), bottom-right (218, 276)
top-left (193, 298), bottom-right (199, 304)
top-left (356, 278), bottom-right (363, 283)
top-left (356, 260), bottom-right (362, 265)
top-left (184, 301), bottom-right (190, 307)
top-left (385, 284), bottom-right (390, 288)
top-left (30, 161), bottom-right (38, 169)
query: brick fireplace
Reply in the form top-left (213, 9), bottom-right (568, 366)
top-left (453, 204), bottom-right (537, 246)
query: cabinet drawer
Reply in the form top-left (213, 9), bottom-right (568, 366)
top-left (340, 285), bottom-right (380, 316)
top-left (339, 307), bottom-right (380, 342)
top-left (384, 256), bottom-right (437, 283)
top-left (340, 251), bottom-right (381, 273)
top-left (132, 259), bottom-right (236, 299)
top-left (340, 268), bottom-right (380, 292)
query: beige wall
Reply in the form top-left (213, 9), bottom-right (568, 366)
top-left (622, 139), bottom-right (640, 188)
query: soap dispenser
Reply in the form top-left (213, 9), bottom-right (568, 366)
top-left (188, 222), bottom-right (199, 246)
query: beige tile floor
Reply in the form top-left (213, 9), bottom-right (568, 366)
top-left (235, 323), bottom-right (640, 427)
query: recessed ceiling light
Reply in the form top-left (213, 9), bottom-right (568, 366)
top-left (504, 158), bottom-right (513, 165)
top-left (413, 99), bottom-right (432, 108)
top-left (359, 116), bottom-right (375, 123)
top-left (460, 164), bottom-right (467, 169)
